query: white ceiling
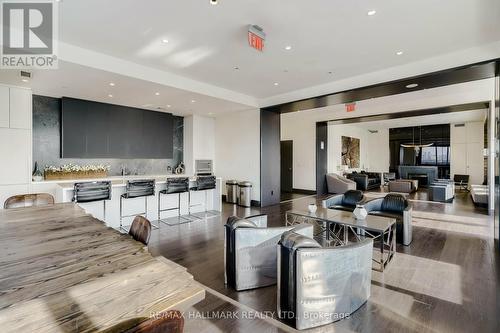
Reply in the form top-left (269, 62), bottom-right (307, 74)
top-left (0, 61), bottom-right (252, 116)
top-left (57, 0), bottom-right (500, 99)
top-left (1, 0), bottom-right (499, 115)
top-left (342, 109), bottom-right (487, 130)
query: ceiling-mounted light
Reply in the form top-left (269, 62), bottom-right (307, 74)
top-left (285, 45), bottom-right (292, 50)
top-left (406, 83), bottom-right (419, 89)
top-left (21, 79), bottom-right (29, 83)
top-left (161, 39), bottom-right (169, 44)
top-left (396, 51), bottom-right (404, 56)
top-left (155, 92), bottom-right (160, 96)
top-left (109, 82), bottom-right (115, 86)
top-left (166, 104), bottom-right (171, 108)
top-left (191, 100), bottom-right (196, 103)
top-left (108, 94), bottom-right (113, 98)
top-left (367, 10), bottom-right (377, 16)
top-left (210, 0), bottom-right (218, 5)
top-left (274, 82), bottom-right (279, 86)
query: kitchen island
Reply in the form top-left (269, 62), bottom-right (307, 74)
top-left (31, 175), bottom-right (222, 229)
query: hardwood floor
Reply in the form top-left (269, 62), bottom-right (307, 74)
top-left (148, 192), bottom-right (499, 332)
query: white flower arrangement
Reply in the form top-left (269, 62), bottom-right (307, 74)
top-left (44, 163), bottom-right (111, 173)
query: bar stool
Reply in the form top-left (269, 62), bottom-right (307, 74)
top-left (188, 175), bottom-right (218, 219)
top-left (73, 181), bottom-right (112, 220)
top-left (119, 179), bottom-right (156, 232)
top-left (158, 177), bottom-right (191, 225)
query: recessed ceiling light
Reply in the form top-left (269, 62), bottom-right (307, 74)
top-left (406, 83), bottom-right (419, 89)
top-left (166, 104), bottom-right (171, 108)
top-left (367, 10), bottom-right (377, 16)
top-left (109, 82), bottom-right (115, 86)
top-left (285, 45), bottom-right (292, 50)
top-left (191, 100), bottom-right (196, 103)
top-left (161, 39), bottom-right (169, 44)
top-left (21, 79), bottom-right (29, 83)
top-left (108, 94), bottom-right (113, 98)
top-left (396, 51), bottom-right (404, 56)
top-left (155, 92), bottom-right (160, 96)
top-left (274, 82), bottom-right (279, 86)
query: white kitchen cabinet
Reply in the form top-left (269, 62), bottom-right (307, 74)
top-left (0, 128), bottom-right (31, 185)
top-left (0, 86), bottom-right (9, 128)
top-left (9, 87), bottom-right (31, 129)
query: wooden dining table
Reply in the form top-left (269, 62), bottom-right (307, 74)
top-left (0, 203), bottom-right (205, 332)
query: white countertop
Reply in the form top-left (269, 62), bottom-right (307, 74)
top-left (32, 174), bottom-right (192, 185)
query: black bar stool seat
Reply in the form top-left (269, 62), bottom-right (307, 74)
top-left (73, 181), bottom-right (112, 221)
top-left (158, 177), bottom-right (192, 225)
top-left (188, 176), bottom-right (218, 219)
top-left (120, 179), bottom-right (156, 232)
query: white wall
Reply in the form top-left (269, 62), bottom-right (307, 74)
top-left (280, 78), bottom-right (495, 192)
top-left (0, 84), bottom-right (33, 208)
top-left (327, 124), bottom-right (369, 174)
top-left (183, 115), bottom-right (215, 175)
top-left (366, 129), bottom-right (390, 173)
top-left (450, 121), bottom-right (485, 185)
top-left (215, 109), bottom-right (260, 201)
top-left (326, 125), bottom-right (390, 175)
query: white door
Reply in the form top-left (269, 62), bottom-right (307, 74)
top-left (466, 142), bottom-right (484, 185)
top-left (451, 143), bottom-right (467, 176)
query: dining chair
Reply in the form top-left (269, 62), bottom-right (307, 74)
top-left (129, 215), bottom-right (152, 245)
top-left (4, 193), bottom-right (54, 209)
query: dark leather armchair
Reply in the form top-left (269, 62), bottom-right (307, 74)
top-left (321, 190), bottom-right (365, 212)
top-left (224, 215), bottom-right (314, 291)
top-left (347, 172), bottom-right (382, 190)
top-left (278, 231), bottom-right (373, 330)
top-left (364, 194), bottom-right (412, 245)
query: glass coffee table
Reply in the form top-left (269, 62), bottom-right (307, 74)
top-left (285, 208), bottom-right (396, 272)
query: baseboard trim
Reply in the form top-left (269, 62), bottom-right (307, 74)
top-left (222, 195), bottom-right (261, 207)
top-left (291, 188), bottom-right (317, 195)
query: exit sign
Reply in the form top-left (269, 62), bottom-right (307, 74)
top-left (248, 25), bottom-right (265, 52)
top-left (345, 102), bottom-right (356, 112)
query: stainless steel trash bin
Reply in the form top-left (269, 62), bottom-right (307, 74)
top-left (238, 181), bottom-right (252, 207)
top-left (226, 180), bottom-right (239, 204)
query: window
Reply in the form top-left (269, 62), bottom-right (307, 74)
top-left (421, 147), bottom-right (436, 164)
top-left (436, 146), bottom-right (450, 165)
top-left (420, 146), bottom-right (450, 165)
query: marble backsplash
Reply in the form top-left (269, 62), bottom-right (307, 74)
top-left (32, 95), bottom-right (184, 176)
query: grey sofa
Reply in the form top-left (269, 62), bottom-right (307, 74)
top-left (347, 172), bottom-right (382, 191)
top-left (428, 180), bottom-right (454, 202)
top-left (364, 194), bottom-right (413, 246)
top-left (277, 231), bottom-right (373, 330)
top-left (322, 190), bottom-right (365, 212)
top-left (389, 179), bottom-right (418, 193)
top-left (224, 215), bottom-right (314, 291)
top-left (470, 185), bottom-right (488, 205)
top-left (326, 173), bottom-right (356, 194)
